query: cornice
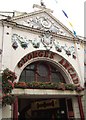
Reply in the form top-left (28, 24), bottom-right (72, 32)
top-left (0, 19), bottom-right (85, 43)
top-left (0, 19), bottom-right (17, 27)
top-left (11, 10), bottom-right (45, 21)
top-left (11, 10), bottom-right (74, 37)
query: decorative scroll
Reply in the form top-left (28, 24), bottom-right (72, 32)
top-left (19, 16), bottom-right (68, 36)
top-left (53, 41), bottom-right (62, 52)
top-left (11, 34), bottom-right (40, 49)
top-left (61, 44), bottom-right (76, 58)
top-left (11, 34), bottom-right (29, 49)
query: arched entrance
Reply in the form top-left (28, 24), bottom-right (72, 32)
top-left (17, 60), bottom-right (74, 119)
top-left (13, 50), bottom-right (82, 119)
top-left (15, 50), bottom-right (80, 86)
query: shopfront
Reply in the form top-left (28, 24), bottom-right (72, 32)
top-left (12, 50), bottom-right (83, 119)
top-left (18, 98), bottom-right (73, 120)
top-left (17, 57), bottom-right (72, 119)
top-left (1, 3), bottom-right (85, 119)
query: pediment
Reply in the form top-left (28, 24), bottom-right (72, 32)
top-left (11, 9), bottom-right (74, 37)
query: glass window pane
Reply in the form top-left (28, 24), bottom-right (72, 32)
top-left (51, 72), bottom-right (61, 83)
top-left (19, 71), bottom-right (26, 82)
top-left (19, 65), bottom-right (35, 82)
top-left (37, 63), bottom-right (49, 82)
top-left (38, 64), bottom-right (48, 76)
top-left (26, 70), bottom-right (35, 82)
top-left (51, 72), bottom-right (65, 83)
top-left (19, 61), bottom-right (65, 83)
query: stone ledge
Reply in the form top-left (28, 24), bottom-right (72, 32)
top-left (12, 89), bottom-right (84, 98)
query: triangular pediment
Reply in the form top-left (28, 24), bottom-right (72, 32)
top-left (11, 8), bottom-right (74, 37)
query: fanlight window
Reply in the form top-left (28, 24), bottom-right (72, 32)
top-left (19, 61), bottom-right (65, 83)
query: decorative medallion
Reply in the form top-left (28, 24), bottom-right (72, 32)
top-left (40, 31), bottom-right (53, 50)
top-left (40, 17), bottom-right (51, 29)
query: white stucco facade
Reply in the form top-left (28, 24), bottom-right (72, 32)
top-left (0, 4), bottom-right (85, 119)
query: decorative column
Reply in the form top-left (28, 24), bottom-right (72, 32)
top-left (77, 96), bottom-right (85, 120)
top-left (13, 97), bottom-right (18, 120)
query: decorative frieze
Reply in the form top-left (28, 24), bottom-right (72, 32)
top-left (19, 16), bottom-right (68, 36)
top-left (11, 33), bottom-right (76, 59)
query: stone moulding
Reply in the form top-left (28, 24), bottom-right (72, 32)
top-left (12, 88), bottom-right (84, 97)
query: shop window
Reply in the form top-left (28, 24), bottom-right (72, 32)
top-left (19, 61), bottom-right (65, 83)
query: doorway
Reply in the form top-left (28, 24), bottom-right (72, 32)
top-left (18, 98), bottom-right (68, 120)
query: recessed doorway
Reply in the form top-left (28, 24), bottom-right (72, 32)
top-left (18, 98), bottom-right (68, 120)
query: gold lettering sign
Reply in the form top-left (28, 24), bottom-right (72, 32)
top-left (31, 99), bottom-right (59, 111)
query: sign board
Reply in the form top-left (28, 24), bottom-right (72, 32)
top-left (31, 99), bottom-right (59, 111)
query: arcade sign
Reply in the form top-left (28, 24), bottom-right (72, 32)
top-left (59, 58), bottom-right (80, 86)
top-left (17, 50), bottom-right (80, 86)
top-left (18, 50), bottom-right (55, 68)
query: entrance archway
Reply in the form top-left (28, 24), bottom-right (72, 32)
top-left (15, 50), bottom-right (80, 86)
top-left (13, 50), bottom-right (81, 119)
top-left (17, 60), bottom-right (74, 119)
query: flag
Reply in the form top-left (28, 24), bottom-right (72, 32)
top-left (69, 22), bottom-right (73, 27)
top-left (62, 10), bottom-right (77, 36)
top-left (54, 1), bottom-right (77, 37)
top-left (62, 10), bottom-right (68, 18)
top-left (73, 30), bottom-right (77, 36)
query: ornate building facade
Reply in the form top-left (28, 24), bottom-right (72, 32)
top-left (0, 4), bottom-right (85, 120)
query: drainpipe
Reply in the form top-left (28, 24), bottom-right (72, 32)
top-left (0, 20), bottom-right (5, 120)
top-left (77, 96), bottom-right (85, 120)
